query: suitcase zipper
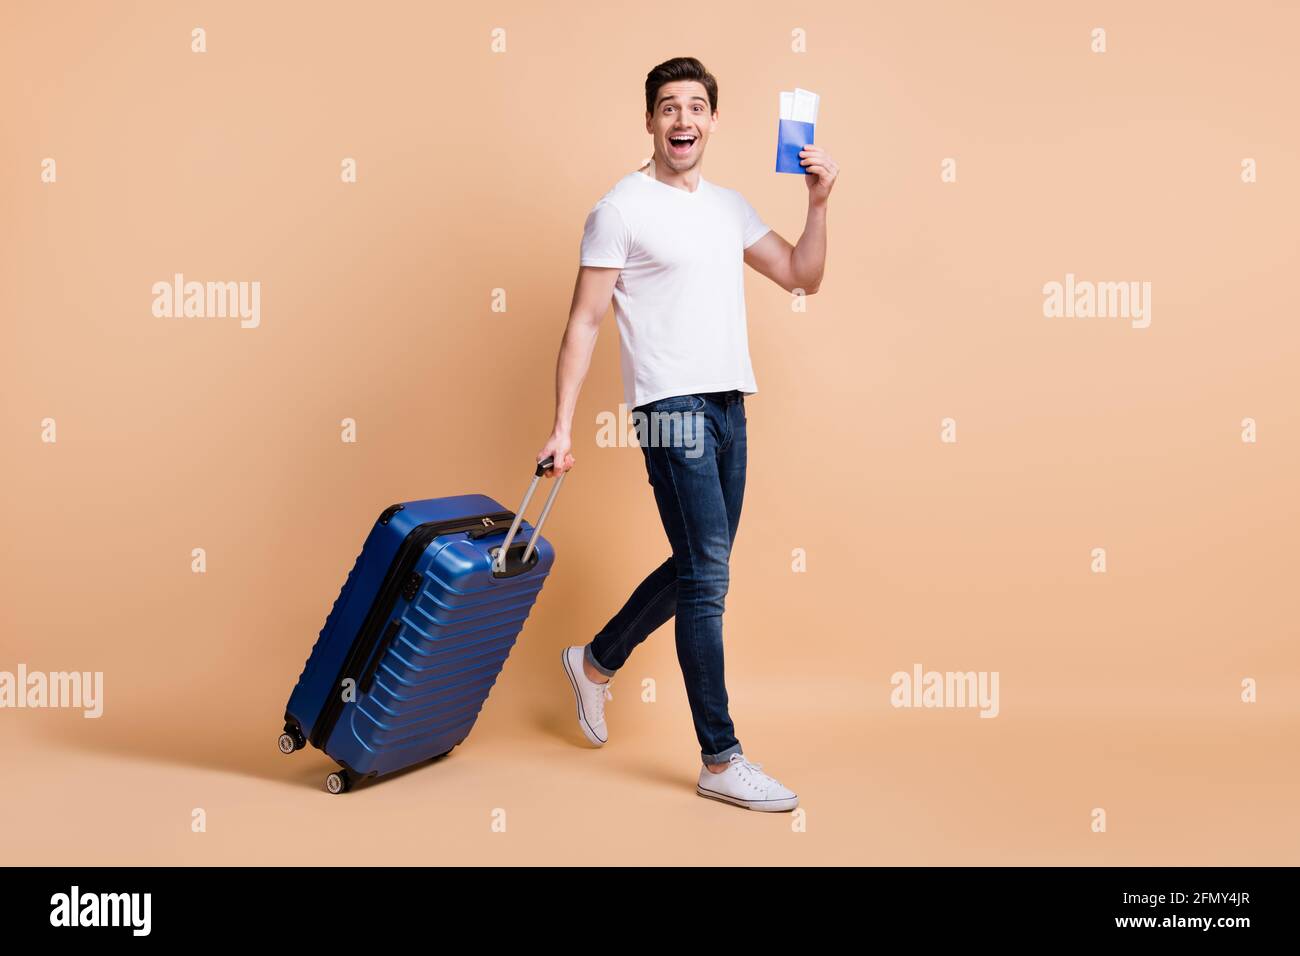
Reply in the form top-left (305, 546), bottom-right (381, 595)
top-left (309, 509), bottom-right (516, 750)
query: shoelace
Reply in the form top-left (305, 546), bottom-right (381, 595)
top-left (593, 681), bottom-right (613, 718)
top-left (731, 755), bottom-right (777, 789)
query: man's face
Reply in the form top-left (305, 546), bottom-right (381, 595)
top-left (646, 80), bottom-right (717, 172)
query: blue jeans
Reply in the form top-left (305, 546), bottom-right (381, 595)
top-left (585, 389), bottom-right (748, 764)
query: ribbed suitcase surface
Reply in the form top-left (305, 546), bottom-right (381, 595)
top-left (281, 464), bottom-right (564, 793)
top-left (335, 529), bottom-right (552, 776)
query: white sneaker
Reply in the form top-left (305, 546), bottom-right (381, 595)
top-left (696, 753), bottom-right (799, 812)
top-left (561, 646), bottom-right (613, 747)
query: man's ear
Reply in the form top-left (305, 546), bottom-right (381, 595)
top-left (645, 111), bottom-right (653, 134)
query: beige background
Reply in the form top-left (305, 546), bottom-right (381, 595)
top-left (2, 1), bottom-right (1297, 865)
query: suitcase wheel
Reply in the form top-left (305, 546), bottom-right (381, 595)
top-left (277, 725), bottom-right (307, 755)
top-left (325, 770), bottom-right (351, 795)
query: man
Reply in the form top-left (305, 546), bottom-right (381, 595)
top-left (538, 56), bottom-right (837, 812)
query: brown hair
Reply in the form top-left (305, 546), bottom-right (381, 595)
top-left (644, 57), bottom-right (718, 115)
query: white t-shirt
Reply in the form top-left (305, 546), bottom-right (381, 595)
top-left (579, 169), bottom-right (771, 409)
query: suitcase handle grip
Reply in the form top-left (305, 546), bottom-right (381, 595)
top-left (492, 456), bottom-right (566, 573)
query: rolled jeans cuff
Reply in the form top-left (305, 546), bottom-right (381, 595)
top-left (701, 743), bottom-right (744, 765)
top-left (583, 643), bottom-right (618, 678)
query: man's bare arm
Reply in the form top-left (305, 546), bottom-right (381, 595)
top-left (743, 213), bottom-right (825, 295)
top-left (744, 143), bottom-right (837, 294)
top-left (536, 265), bottom-right (620, 477)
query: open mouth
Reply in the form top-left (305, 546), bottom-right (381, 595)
top-left (667, 133), bottom-right (697, 156)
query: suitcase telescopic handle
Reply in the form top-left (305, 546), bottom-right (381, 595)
top-left (492, 456), bottom-right (566, 573)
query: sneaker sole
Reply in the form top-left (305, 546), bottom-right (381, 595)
top-left (561, 647), bottom-right (607, 747)
top-left (696, 785), bottom-right (799, 813)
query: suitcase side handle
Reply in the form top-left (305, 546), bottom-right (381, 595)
top-left (492, 456), bottom-right (566, 573)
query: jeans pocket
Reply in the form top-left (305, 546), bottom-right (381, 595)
top-left (644, 394), bottom-right (705, 414)
top-left (637, 396), bottom-right (708, 461)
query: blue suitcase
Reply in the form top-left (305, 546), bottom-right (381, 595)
top-left (281, 458), bottom-right (566, 793)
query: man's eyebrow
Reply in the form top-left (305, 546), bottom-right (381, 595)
top-left (656, 95), bottom-right (710, 108)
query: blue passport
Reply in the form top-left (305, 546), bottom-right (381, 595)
top-left (776, 118), bottom-right (815, 174)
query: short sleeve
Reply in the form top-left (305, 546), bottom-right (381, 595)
top-left (580, 200), bottom-right (631, 268)
top-left (740, 193), bottom-right (771, 249)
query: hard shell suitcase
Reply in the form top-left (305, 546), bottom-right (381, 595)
top-left (280, 458), bottom-right (566, 793)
